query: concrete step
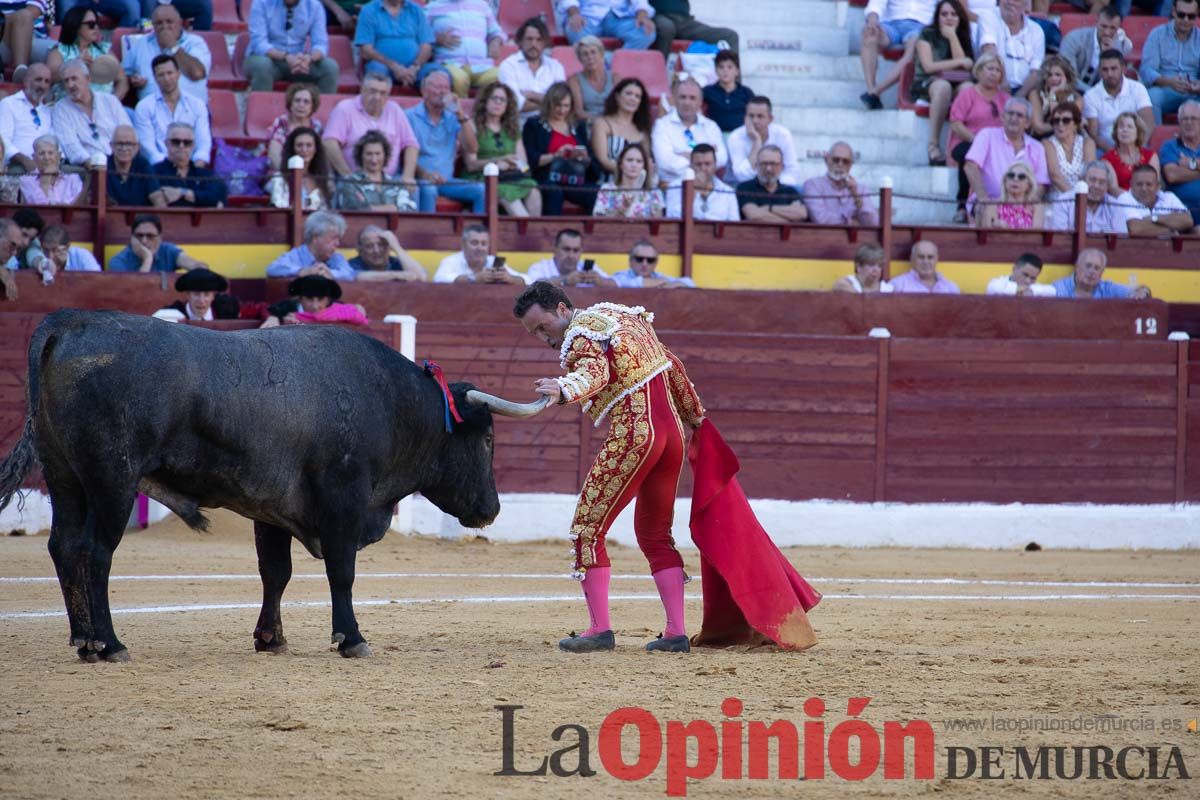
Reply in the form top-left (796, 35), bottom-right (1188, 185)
top-left (739, 25), bottom-right (848, 56)
top-left (893, 197), bottom-right (961, 225)
top-left (689, 0), bottom-right (841, 27)
top-left (792, 133), bottom-right (929, 167)
top-left (775, 106), bottom-right (916, 138)
top-left (745, 77), bottom-right (867, 109)
top-left (741, 51), bottom-right (866, 83)
top-left (789, 161), bottom-right (956, 196)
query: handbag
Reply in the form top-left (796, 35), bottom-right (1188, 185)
top-left (547, 157), bottom-right (588, 188)
top-left (213, 138), bottom-right (269, 197)
top-left (497, 168), bottom-right (529, 183)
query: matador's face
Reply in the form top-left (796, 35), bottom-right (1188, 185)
top-left (519, 303), bottom-right (573, 349)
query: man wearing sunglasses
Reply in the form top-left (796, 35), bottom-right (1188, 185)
top-left (803, 141), bottom-right (880, 226)
top-left (611, 239), bottom-right (694, 288)
top-left (0, 63), bottom-right (51, 174)
top-left (1139, 0), bottom-right (1200, 125)
top-left (149, 122), bottom-right (227, 207)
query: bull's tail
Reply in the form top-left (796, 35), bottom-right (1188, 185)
top-left (0, 318), bottom-right (58, 514)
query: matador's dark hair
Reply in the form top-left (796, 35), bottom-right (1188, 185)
top-left (513, 281), bottom-right (573, 318)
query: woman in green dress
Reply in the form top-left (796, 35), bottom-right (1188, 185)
top-left (462, 81), bottom-right (542, 217)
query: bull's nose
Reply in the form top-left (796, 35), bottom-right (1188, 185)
top-left (461, 511), bottom-right (498, 529)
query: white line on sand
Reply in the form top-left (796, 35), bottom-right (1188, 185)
top-left (2, 592), bottom-right (1198, 620)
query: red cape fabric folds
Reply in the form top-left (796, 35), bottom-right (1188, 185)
top-left (688, 420), bottom-right (821, 650)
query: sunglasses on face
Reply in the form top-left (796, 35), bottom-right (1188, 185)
top-left (1004, 172), bottom-right (1029, 181)
top-left (1176, 11), bottom-right (1197, 19)
top-left (81, 19), bottom-right (99, 28)
top-left (169, 138), bottom-right (194, 146)
top-left (829, 156), bottom-right (851, 165)
top-left (632, 255), bottom-right (658, 264)
top-left (1052, 117), bottom-right (1074, 125)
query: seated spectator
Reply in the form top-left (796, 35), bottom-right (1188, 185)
top-left (0, 63), bottom-right (52, 174)
top-left (858, 0), bottom-right (934, 110)
top-left (268, 84), bottom-right (322, 173)
top-left (267, 210), bottom-right (356, 281)
top-left (333, 130), bottom-right (408, 210)
top-left (244, 0), bottom-right (338, 94)
top-left (611, 239), bottom-right (695, 288)
top-left (591, 77), bottom-right (652, 181)
top-left (652, 76), bottom-right (727, 186)
top-left (911, 0), bottom-right (974, 165)
top-left (1117, 163), bottom-right (1196, 235)
top-left (19, 135), bottom-right (85, 205)
top-left (727, 95), bottom-right (801, 186)
top-left (1139, 0), bottom-right (1200, 126)
top-left (408, 69), bottom-right (486, 214)
top-left (348, 224), bottom-right (428, 281)
top-left (985, 252), bottom-right (1055, 296)
top-left (11, 208), bottom-right (44, 270)
top-left (426, 0), bottom-right (504, 98)
top-left (498, 17), bottom-right (566, 120)
top-left (963, 97), bottom-right (1049, 215)
top-left (593, 142), bottom-right (664, 218)
top-left (1065, 159), bottom-right (1125, 233)
top-left (948, 52), bottom-right (1010, 222)
top-left (1103, 111), bottom-right (1160, 191)
top-left (0, 141), bottom-right (20, 203)
top-left (803, 142), bottom-right (880, 226)
top-left (1, 1), bottom-right (55, 84)
top-left (832, 242), bottom-right (894, 293)
top-left (122, 4), bottom-right (212, 102)
top-left (664, 143), bottom-right (739, 221)
top-left (1044, 102), bottom-right (1096, 229)
top-left (985, 0), bottom-right (1044, 98)
top-left (261, 275), bottom-right (368, 327)
top-left (52, 60), bottom-right (128, 167)
top-left (58, 0), bottom-right (139, 28)
top-left (108, 213), bottom-right (209, 272)
top-left (355, 0), bottom-right (433, 88)
top-left (1030, 56), bottom-right (1082, 139)
top-left (0, 218), bottom-right (22, 299)
top-left (650, 0), bottom-right (739, 58)
top-left (134, 55), bottom-right (213, 169)
top-left (433, 224), bottom-right (529, 284)
top-left (1160, 99), bottom-right (1200, 229)
top-left (976, 159), bottom-right (1044, 229)
top-left (108, 125), bottom-right (167, 207)
top-left (522, 82), bottom-right (597, 215)
top-left (159, 268), bottom-right (239, 320)
top-left (33, 224), bottom-right (101, 280)
top-left (703, 51), bottom-right (755, 134)
top-left (318, 0), bottom-right (363, 33)
top-left (323, 72), bottom-right (420, 186)
top-left (891, 240), bottom-right (960, 293)
top-left (526, 228), bottom-right (616, 286)
top-left (1059, 4), bottom-right (1131, 91)
top-left (154, 0), bottom-right (217, 31)
top-left (558, 0), bottom-right (656, 51)
top-left (1053, 247), bottom-right (1151, 298)
top-left (45, 6), bottom-right (129, 101)
top-left (151, 122), bottom-right (227, 207)
top-left (268, 127), bottom-right (333, 210)
top-left (736, 145), bottom-right (808, 223)
top-left (1084, 49), bottom-right (1154, 152)
top-left (567, 36), bottom-right (613, 121)
top-left (462, 81), bottom-right (541, 217)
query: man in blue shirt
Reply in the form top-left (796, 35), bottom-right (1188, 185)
top-left (611, 240), bottom-right (695, 288)
top-left (244, 0), bottom-right (339, 94)
top-left (266, 210), bottom-right (358, 281)
top-left (1138, 0), bottom-right (1200, 124)
top-left (407, 69), bottom-right (485, 213)
top-left (1052, 248), bottom-right (1152, 298)
top-left (355, 0), bottom-right (434, 86)
top-left (108, 213), bottom-right (209, 272)
top-left (1160, 99), bottom-right (1200, 227)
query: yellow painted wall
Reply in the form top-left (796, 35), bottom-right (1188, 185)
top-left (104, 245), bottom-right (1200, 302)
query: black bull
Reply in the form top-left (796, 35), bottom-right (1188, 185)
top-left (0, 310), bottom-right (547, 661)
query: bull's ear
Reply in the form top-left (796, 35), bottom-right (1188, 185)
top-left (465, 391), bottom-right (551, 418)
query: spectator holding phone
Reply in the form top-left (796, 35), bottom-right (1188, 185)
top-left (432, 224), bottom-right (530, 284)
top-left (526, 228), bottom-right (615, 286)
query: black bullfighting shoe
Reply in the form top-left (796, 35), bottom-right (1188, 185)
top-left (645, 633), bottom-right (690, 653)
top-left (558, 630), bottom-right (615, 653)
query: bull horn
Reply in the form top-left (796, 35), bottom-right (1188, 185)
top-left (465, 390), bottom-right (552, 418)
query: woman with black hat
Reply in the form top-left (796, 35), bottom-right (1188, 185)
top-left (154, 268), bottom-right (240, 322)
top-left (261, 274), bottom-right (368, 328)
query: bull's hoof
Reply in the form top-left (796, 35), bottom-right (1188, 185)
top-left (101, 647), bottom-right (131, 663)
top-left (339, 642), bottom-right (373, 659)
top-left (254, 630), bottom-right (289, 654)
top-left (76, 639), bottom-right (111, 663)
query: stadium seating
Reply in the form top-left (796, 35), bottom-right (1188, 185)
top-left (198, 30), bottom-right (247, 91)
top-left (896, 60), bottom-right (928, 118)
top-left (551, 45), bottom-right (582, 76)
top-left (1149, 124), bottom-right (1179, 153)
top-left (498, 0), bottom-right (560, 40)
top-left (211, 0), bottom-right (247, 32)
top-left (209, 89), bottom-right (250, 146)
top-left (611, 49), bottom-right (669, 100)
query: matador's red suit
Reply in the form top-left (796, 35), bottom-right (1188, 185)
top-left (553, 302), bottom-right (704, 653)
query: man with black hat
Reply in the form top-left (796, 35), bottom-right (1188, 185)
top-left (154, 267), bottom-right (240, 321)
top-left (261, 273), bottom-right (368, 327)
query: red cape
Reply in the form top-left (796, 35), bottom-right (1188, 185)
top-left (688, 420), bottom-right (821, 650)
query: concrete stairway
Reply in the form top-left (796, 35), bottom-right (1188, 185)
top-left (687, 0), bottom-right (957, 224)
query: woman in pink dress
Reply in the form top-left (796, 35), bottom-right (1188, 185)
top-left (977, 159), bottom-right (1044, 230)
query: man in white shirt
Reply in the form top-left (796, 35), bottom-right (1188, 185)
top-left (526, 228), bottom-right (616, 286)
top-left (1084, 49), bottom-right (1154, 150)
top-left (985, 252), bottom-right (1056, 296)
top-left (1117, 163), bottom-right (1195, 235)
top-left (497, 17), bottom-right (566, 119)
top-left (0, 63), bottom-right (51, 173)
top-left (725, 95), bottom-right (800, 186)
top-left (433, 225), bottom-right (530, 284)
top-left (52, 60), bottom-right (129, 166)
top-left (121, 3), bottom-right (212, 102)
top-left (980, 0), bottom-right (1044, 97)
top-left (665, 143), bottom-right (739, 221)
top-left (134, 54), bottom-right (213, 169)
top-left (558, 1), bottom-right (656, 50)
top-left (651, 76), bottom-right (726, 185)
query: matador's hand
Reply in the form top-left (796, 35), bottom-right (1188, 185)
top-left (534, 378), bottom-right (563, 404)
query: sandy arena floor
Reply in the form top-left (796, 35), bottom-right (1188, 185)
top-left (0, 510), bottom-right (1197, 799)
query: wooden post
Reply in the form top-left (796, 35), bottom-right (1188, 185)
top-left (287, 157), bottom-right (304, 247)
top-left (1071, 180), bottom-right (1087, 262)
top-left (870, 327), bottom-right (891, 501)
top-left (92, 159), bottom-right (108, 265)
top-left (879, 177), bottom-right (893, 280)
top-left (681, 167), bottom-right (695, 280)
top-left (1172, 332), bottom-right (1190, 503)
top-left (483, 163), bottom-right (499, 253)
